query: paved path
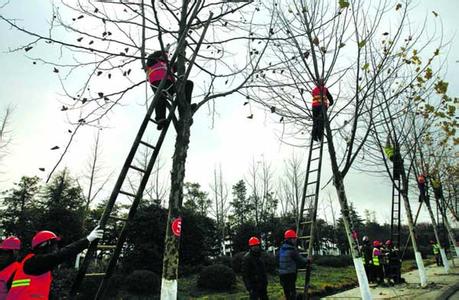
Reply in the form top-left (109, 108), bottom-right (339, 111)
top-left (325, 259), bottom-right (459, 299)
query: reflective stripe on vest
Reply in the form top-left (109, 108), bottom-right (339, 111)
top-left (6, 254), bottom-right (52, 300)
top-left (0, 262), bottom-right (19, 298)
top-left (372, 248), bottom-right (380, 266)
top-left (432, 244), bottom-right (440, 255)
top-left (311, 86), bottom-right (329, 108)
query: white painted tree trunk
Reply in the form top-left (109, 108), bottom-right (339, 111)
top-left (353, 258), bottom-right (372, 300)
top-left (160, 278), bottom-right (177, 300)
top-left (414, 251), bottom-right (427, 287)
top-left (439, 248), bottom-right (450, 273)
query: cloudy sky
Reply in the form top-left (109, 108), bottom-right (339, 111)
top-left (0, 0), bottom-right (457, 226)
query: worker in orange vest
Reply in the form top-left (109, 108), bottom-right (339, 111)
top-left (417, 174), bottom-right (426, 203)
top-left (146, 50), bottom-right (195, 130)
top-left (6, 226), bottom-right (103, 299)
top-left (311, 78), bottom-right (334, 142)
top-left (0, 237), bottom-right (21, 300)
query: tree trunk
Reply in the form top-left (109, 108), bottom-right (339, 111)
top-left (399, 167), bottom-right (427, 286)
top-left (425, 200), bottom-right (450, 273)
top-left (323, 116), bottom-right (372, 300)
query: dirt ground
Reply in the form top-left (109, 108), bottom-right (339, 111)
top-left (325, 258), bottom-right (459, 300)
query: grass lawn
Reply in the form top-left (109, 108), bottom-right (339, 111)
top-left (177, 258), bottom-right (435, 300)
top-left (177, 265), bottom-right (357, 300)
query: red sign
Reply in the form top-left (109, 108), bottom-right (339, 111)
top-left (171, 217), bottom-right (182, 237)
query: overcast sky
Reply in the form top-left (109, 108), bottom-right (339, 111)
top-left (0, 0), bottom-right (458, 227)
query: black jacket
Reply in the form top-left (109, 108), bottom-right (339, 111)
top-left (24, 238), bottom-right (89, 275)
top-left (241, 250), bottom-right (268, 291)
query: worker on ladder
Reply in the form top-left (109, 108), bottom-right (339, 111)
top-left (0, 237), bottom-right (21, 299)
top-left (6, 226), bottom-right (103, 299)
top-left (431, 176), bottom-right (443, 201)
top-left (242, 237), bottom-right (269, 300)
top-left (278, 229), bottom-right (307, 300)
top-left (384, 134), bottom-right (403, 180)
top-left (417, 173), bottom-right (426, 203)
top-left (372, 240), bottom-right (385, 286)
top-left (311, 78), bottom-right (334, 142)
top-left (146, 50), bottom-right (195, 130)
top-left (360, 236), bottom-right (374, 283)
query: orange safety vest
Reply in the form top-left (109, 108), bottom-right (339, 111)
top-left (6, 254), bottom-right (52, 300)
top-left (311, 86), bottom-right (329, 108)
top-left (0, 262), bottom-right (19, 299)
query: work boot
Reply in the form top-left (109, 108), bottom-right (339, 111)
top-left (155, 118), bottom-right (167, 130)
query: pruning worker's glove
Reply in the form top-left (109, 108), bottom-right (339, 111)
top-left (87, 225), bottom-right (104, 242)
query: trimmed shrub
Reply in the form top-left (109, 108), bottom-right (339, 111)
top-left (231, 251), bottom-right (246, 274)
top-left (261, 252), bottom-right (277, 274)
top-left (213, 255), bottom-right (233, 268)
top-left (314, 255), bottom-right (352, 268)
top-left (125, 270), bottom-right (160, 296)
top-left (197, 264), bottom-right (236, 291)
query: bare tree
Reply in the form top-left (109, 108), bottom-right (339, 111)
top-left (278, 151), bottom-right (305, 221)
top-left (209, 164), bottom-right (230, 255)
top-left (247, 0), bottom-right (449, 296)
top-left (0, 106), bottom-right (13, 165)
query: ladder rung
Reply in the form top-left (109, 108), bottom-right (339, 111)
top-left (299, 236), bottom-right (311, 240)
top-left (119, 190), bottom-right (136, 198)
top-left (310, 157), bottom-right (320, 162)
top-left (296, 286), bottom-right (305, 290)
top-left (303, 207), bottom-right (314, 211)
top-left (307, 181), bottom-right (318, 185)
top-left (109, 215), bottom-right (128, 222)
top-left (85, 273), bottom-right (106, 277)
top-left (139, 140), bottom-right (155, 149)
top-left (299, 251), bottom-right (308, 255)
top-left (298, 268), bottom-right (307, 272)
top-left (130, 165), bottom-right (146, 173)
top-left (300, 220), bottom-right (313, 225)
top-left (305, 194), bottom-right (315, 198)
top-left (97, 244), bottom-right (116, 250)
top-left (309, 169), bottom-right (318, 173)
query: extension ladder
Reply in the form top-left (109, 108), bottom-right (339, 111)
top-left (297, 135), bottom-right (326, 299)
top-left (70, 78), bottom-right (176, 299)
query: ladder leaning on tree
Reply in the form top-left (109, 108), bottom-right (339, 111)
top-left (70, 71), bottom-right (178, 300)
top-left (296, 134), bottom-right (326, 299)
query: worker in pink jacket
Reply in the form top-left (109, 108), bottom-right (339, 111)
top-left (146, 51), bottom-right (195, 130)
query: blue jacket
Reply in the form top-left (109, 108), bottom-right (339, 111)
top-left (278, 242), bottom-right (307, 275)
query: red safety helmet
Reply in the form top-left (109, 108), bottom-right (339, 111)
top-left (373, 240), bottom-right (381, 247)
top-left (284, 229), bottom-right (298, 239)
top-left (0, 236), bottom-right (21, 250)
top-left (248, 237), bottom-right (261, 247)
top-left (32, 231), bottom-right (61, 249)
top-left (385, 240), bottom-right (392, 246)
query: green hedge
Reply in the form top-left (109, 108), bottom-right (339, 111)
top-left (197, 264), bottom-right (236, 291)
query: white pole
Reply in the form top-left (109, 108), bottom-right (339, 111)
top-left (353, 258), bottom-right (372, 300)
top-left (414, 251), bottom-right (427, 287)
top-left (439, 248), bottom-right (450, 273)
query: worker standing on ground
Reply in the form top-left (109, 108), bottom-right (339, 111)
top-left (0, 237), bottom-right (21, 300)
top-left (242, 237), bottom-right (268, 300)
top-left (146, 50), bottom-right (195, 130)
top-left (6, 226), bottom-right (103, 299)
top-left (372, 240), bottom-right (385, 286)
top-left (430, 240), bottom-right (442, 267)
top-left (417, 173), bottom-right (426, 203)
top-left (311, 78), bottom-right (334, 142)
top-left (360, 236), bottom-right (374, 283)
top-left (278, 229), bottom-right (307, 300)
top-left (384, 240), bottom-right (403, 284)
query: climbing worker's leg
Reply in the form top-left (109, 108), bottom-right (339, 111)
top-left (317, 106), bottom-right (325, 141)
top-left (151, 80), bottom-right (175, 130)
top-left (312, 106), bottom-right (321, 141)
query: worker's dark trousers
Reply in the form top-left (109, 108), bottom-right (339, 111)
top-left (312, 106), bottom-right (324, 141)
top-left (280, 273), bottom-right (297, 300)
top-left (150, 80), bottom-right (193, 121)
top-left (364, 264), bottom-right (373, 283)
top-left (373, 265), bottom-right (384, 284)
top-left (248, 286), bottom-right (269, 300)
top-left (435, 254), bottom-right (442, 266)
